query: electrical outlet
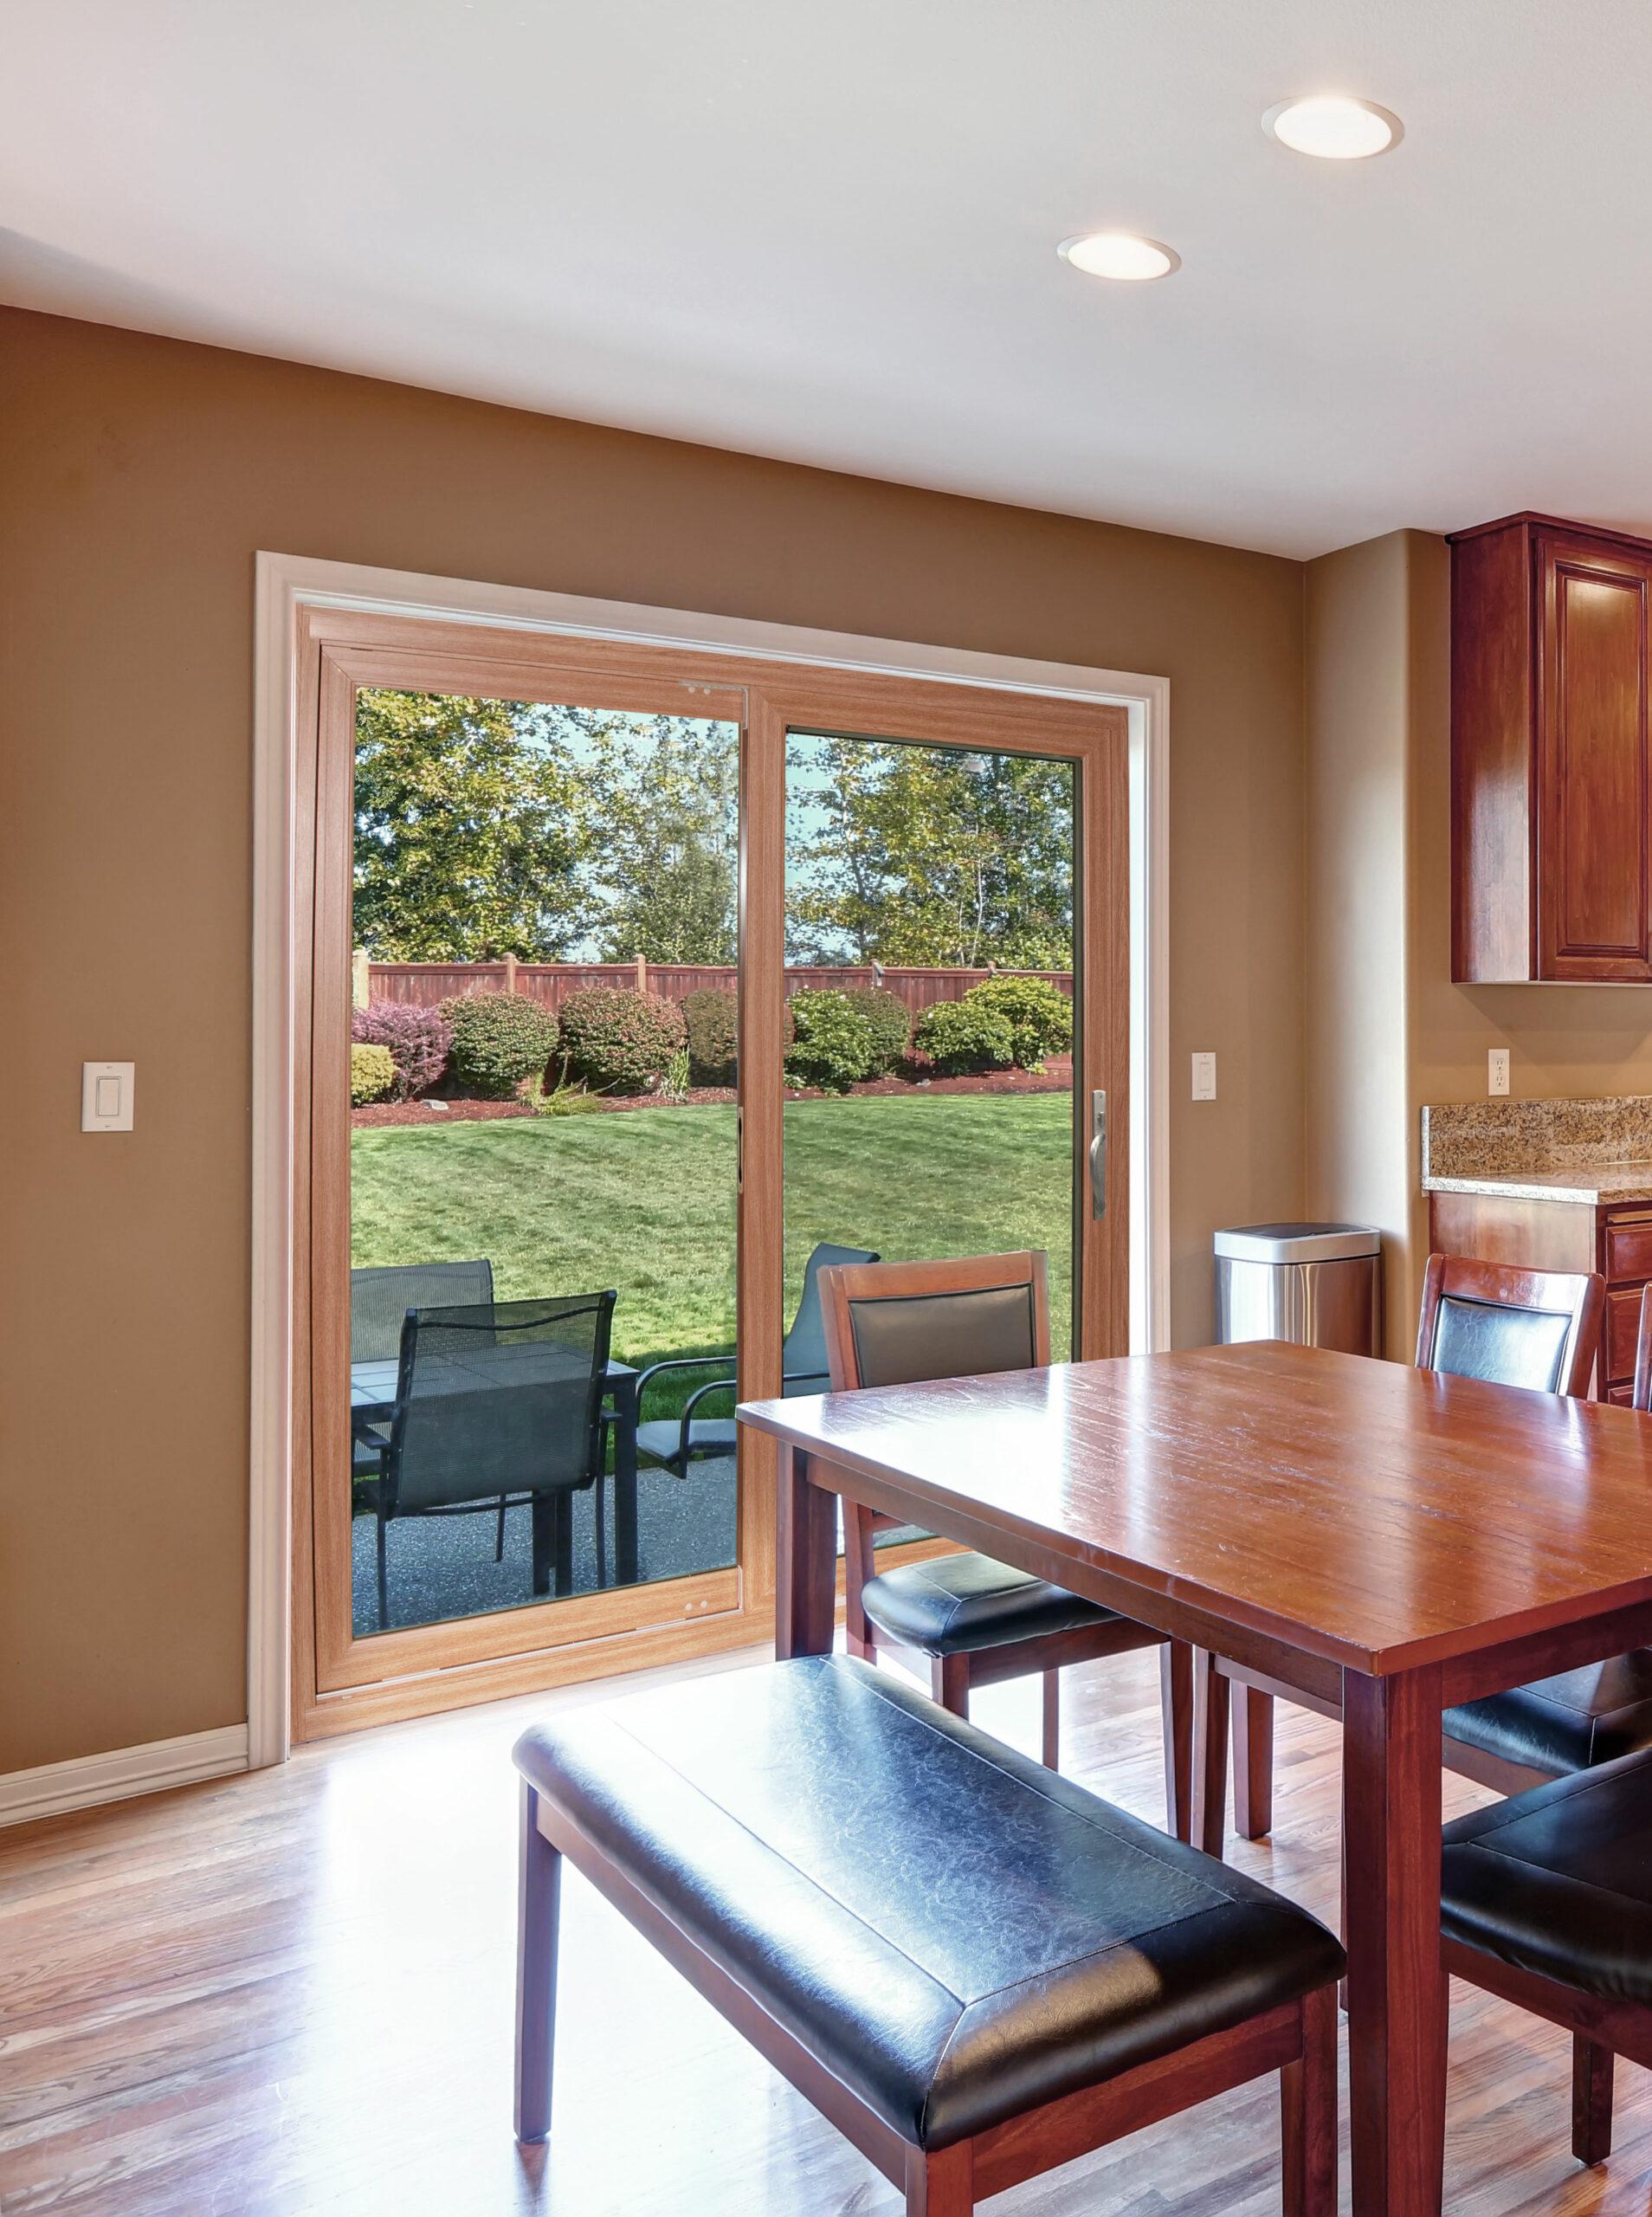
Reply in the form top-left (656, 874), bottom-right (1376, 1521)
top-left (1487, 1048), bottom-right (1510, 1097)
top-left (1191, 1051), bottom-right (1216, 1102)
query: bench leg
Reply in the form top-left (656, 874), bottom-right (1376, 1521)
top-left (1233, 1686), bottom-right (1275, 1839)
top-left (1160, 1639), bottom-right (1193, 1842)
top-left (1042, 1669), bottom-right (1060, 1769)
top-left (905, 2141), bottom-right (972, 2214)
top-left (1281, 1983), bottom-right (1338, 2217)
top-left (514, 1782), bottom-right (562, 2143)
top-left (932, 1653), bottom-right (970, 1720)
top-left (1191, 1649), bottom-right (1229, 1858)
top-left (1571, 2034), bottom-right (1614, 2166)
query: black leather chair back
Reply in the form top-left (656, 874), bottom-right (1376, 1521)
top-left (845, 1281), bottom-right (1038, 1391)
top-left (1426, 1293), bottom-right (1573, 1393)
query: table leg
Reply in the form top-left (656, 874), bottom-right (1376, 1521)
top-left (610, 1378), bottom-right (640, 1587)
top-left (774, 1444), bottom-right (837, 1659)
top-left (1342, 1664), bottom-right (1448, 2217)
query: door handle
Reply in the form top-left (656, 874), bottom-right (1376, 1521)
top-left (1088, 1089), bottom-right (1107, 1218)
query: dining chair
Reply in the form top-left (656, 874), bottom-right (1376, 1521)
top-left (817, 1251), bottom-right (1196, 1832)
top-left (1435, 1281), bottom-right (1652, 2174)
top-left (631, 1241), bottom-right (878, 1478)
top-left (1208, 1251), bottom-right (1607, 1854)
top-left (363, 1291), bottom-right (616, 1630)
top-left (1441, 1742), bottom-right (1652, 2171)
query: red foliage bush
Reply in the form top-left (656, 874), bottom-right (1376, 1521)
top-left (351, 999), bottom-right (452, 1099)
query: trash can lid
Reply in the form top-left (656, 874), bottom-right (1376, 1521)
top-left (1214, 1222), bottom-right (1382, 1264)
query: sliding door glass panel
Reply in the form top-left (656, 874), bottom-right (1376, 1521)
top-left (782, 734), bottom-right (1077, 1474)
top-left (348, 688), bottom-right (739, 1633)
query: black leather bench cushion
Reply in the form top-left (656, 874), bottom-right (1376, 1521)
top-left (1442, 1749), bottom-right (1652, 2007)
top-left (514, 1655), bottom-right (1343, 2149)
top-left (860, 1551), bottom-right (1121, 1656)
top-left (1444, 1651), bottom-right (1652, 1778)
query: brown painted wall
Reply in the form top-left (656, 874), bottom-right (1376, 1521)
top-left (0, 307), bottom-right (1306, 1770)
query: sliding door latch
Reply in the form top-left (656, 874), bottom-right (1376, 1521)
top-left (1089, 1089), bottom-right (1107, 1219)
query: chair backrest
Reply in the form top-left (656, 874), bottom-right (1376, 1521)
top-left (818, 1251), bottom-right (1050, 1393)
top-left (1414, 1252), bottom-right (1604, 1399)
top-left (352, 1259), bottom-right (494, 1364)
top-left (780, 1242), bottom-right (880, 1393)
top-left (386, 1293), bottom-right (615, 1516)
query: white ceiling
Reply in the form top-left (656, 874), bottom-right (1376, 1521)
top-left (8, 1), bottom-right (1652, 558)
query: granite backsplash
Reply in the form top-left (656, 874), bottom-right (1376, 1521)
top-left (1422, 1095), bottom-right (1652, 1181)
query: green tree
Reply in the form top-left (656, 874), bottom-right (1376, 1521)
top-left (786, 739), bottom-right (1073, 968)
top-left (576, 714), bottom-right (739, 963)
top-left (353, 691), bottom-right (589, 959)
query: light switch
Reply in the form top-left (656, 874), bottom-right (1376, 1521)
top-left (1191, 1051), bottom-right (1216, 1102)
top-left (81, 1062), bottom-right (134, 1131)
top-left (1487, 1048), bottom-right (1510, 1098)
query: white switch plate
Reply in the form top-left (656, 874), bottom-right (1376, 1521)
top-left (1487, 1048), bottom-right (1510, 1098)
top-left (82, 1061), bottom-right (134, 1131)
top-left (1191, 1051), bottom-right (1217, 1102)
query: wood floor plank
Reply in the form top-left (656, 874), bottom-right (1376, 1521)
top-left (0, 1645), bottom-right (1647, 2214)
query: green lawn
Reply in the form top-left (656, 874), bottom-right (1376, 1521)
top-left (351, 1092), bottom-right (1074, 1372)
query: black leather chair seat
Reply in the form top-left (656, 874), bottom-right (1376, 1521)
top-left (1442, 1749), bottom-right (1652, 2007)
top-left (1443, 1650), bottom-right (1652, 1776)
top-left (513, 1654), bottom-right (1344, 2149)
top-left (860, 1551), bottom-right (1118, 1657)
top-left (635, 1417), bottom-right (737, 1464)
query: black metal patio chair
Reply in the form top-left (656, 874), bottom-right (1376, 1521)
top-left (358, 1292), bottom-right (616, 1631)
top-left (631, 1242), bottom-right (878, 1479)
top-left (352, 1260), bottom-right (524, 1554)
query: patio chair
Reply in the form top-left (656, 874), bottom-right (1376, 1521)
top-left (351, 1258), bottom-right (495, 1361)
top-left (631, 1242), bottom-right (878, 1479)
top-left (351, 1260), bottom-right (509, 1545)
top-left (360, 1292), bottom-right (616, 1631)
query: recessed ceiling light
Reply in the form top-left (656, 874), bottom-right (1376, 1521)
top-left (1263, 94), bottom-right (1403, 159)
top-left (1058, 233), bottom-right (1181, 282)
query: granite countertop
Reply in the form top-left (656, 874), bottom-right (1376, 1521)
top-left (1423, 1162), bottom-right (1652, 1205)
top-left (1421, 1096), bottom-right (1652, 1205)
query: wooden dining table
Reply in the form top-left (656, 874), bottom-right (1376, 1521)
top-left (737, 1338), bottom-right (1652, 2217)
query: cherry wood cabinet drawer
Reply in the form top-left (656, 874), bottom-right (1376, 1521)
top-left (1604, 1213), bottom-right (1652, 1285)
top-left (1608, 1380), bottom-right (1637, 1406)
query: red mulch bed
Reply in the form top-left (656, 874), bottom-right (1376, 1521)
top-left (353, 1057), bottom-right (1072, 1128)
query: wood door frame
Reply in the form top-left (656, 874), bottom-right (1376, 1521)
top-left (252, 553), bottom-right (1171, 1761)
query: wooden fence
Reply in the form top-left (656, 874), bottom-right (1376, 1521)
top-left (357, 957), bottom-right (1072, 1015)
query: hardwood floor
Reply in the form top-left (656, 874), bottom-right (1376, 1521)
top-left (3, 1645), bottom-right (1650, 2215)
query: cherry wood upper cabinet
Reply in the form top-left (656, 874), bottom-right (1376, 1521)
top-left (1452, 513), bottom-right (1652, 983)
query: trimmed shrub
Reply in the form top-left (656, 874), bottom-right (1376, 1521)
top-left (681, 987), bottom-right (739, 1085)
top-left (350, 1042), bottom-right (396, 1106)
top-left (351, 999), bottom-right (452, 1100)
top-left (961, 975), bottom-right (1073, 1070)
top-left (784, 988), bottom-right (877, 1092)
top-left (558, 986), bottom-right (687, 1093)
top-left (441, 990), bottom-right (561, 1097)
top-left (842, 987), bottom-right (911, 1076)
top-left (914, 996), bottom-right (1015, 1075)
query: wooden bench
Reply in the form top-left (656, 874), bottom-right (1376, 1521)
top-left (513, 1655), bottom-right (1344, 2214)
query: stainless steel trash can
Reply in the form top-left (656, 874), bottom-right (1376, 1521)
top-left (1214, 1223), bottom-right (1382, 1355)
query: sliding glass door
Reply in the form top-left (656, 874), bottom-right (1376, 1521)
top-left (783, 730), bottom-right (1080, 1354)
top-left (346, 687), bottom-right (742, 1637)
top-left (292, 610), bottom-right (1129, 1735)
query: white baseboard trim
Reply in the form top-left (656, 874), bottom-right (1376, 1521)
top-left (0, 1723), bottom-right (251, 1829)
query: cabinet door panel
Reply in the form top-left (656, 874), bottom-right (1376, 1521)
top-left (1539, 540), bottom-right (1652, 979)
